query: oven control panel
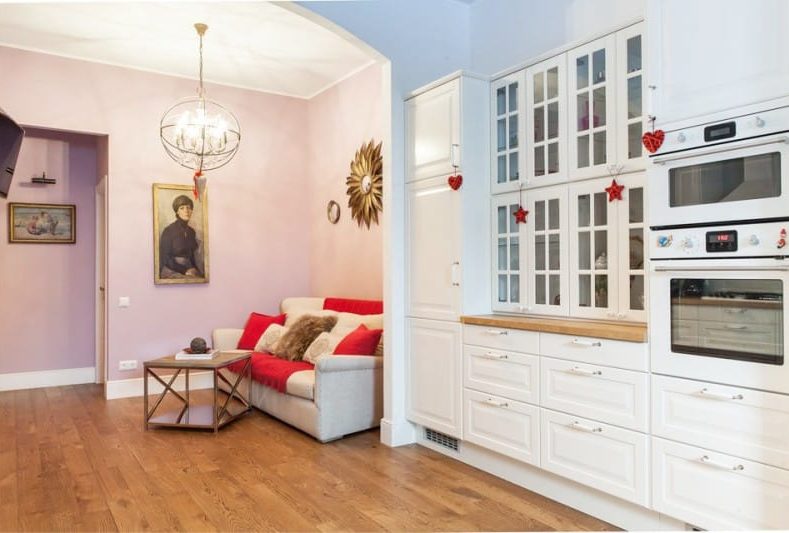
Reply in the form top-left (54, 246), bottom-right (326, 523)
top-left (651, 222), bottom-right (789, 260)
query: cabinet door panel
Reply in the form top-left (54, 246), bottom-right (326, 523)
top-left (492, 192), bottom-right (526, 312)
top-left (465, 390), bottom-right (540, 465)
top-left (464, 344), bottom-right (539, 404)
top-left (491, 72), bottom-right (526, 194)
top-left (525, 185), bottom-right (568, 316)
top-left (406, 79), bottom-right (460, 181)
top-left (616, 23), bottom-right (646, 171)
top-left (615, 173), bottom-right (647, 322)
top-left (525, 56), bottom-right (567, 188)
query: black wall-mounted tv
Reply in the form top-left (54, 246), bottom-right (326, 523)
top-left (0, 107), bottom-right (24, 198)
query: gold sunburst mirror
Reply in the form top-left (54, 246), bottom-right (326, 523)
top-left (346, 140), bottom-right (383, 228)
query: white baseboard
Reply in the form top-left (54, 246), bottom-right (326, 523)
top-left (380, 417), bottom-right (417, 447)
top-left (105, 371), bottom-right (214, 400)
top-left (0, 366), bottom-right (96, 392)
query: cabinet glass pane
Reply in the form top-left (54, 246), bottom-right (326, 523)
top-left (509, 115), bottom-right (519, 148)
top-left (547, 67), bottom-right (559, 99)
top-left (497, 119), bottom-right (506, 151)
top-left (593, 87), bottom-right (606, 127)
top-left (593, 131), bottom-right (607, 165)
top-left (548, 143), bottom-right (559, 174)
top-left (497, 206), bottom-right (507, 233)
top-left (577, 135), bottom-right (590, 168)
top-left (594, 230), bottom-right (607, 268)
top-left (576, 56), bottom-right (589, 90)
top-left (534, 146), bottom-right (545, 176)
top-left (535, 235), bottom-right (546, 270)
top-left (534, 107), bottom-right (545, 142)
top-left (629, 187), bottom-right (644, 223)
top-left (549, 234), bottom-right (560, 269)
top-left (509, 152), bottom-right (519, 181)
top-left (627, 35), bottom-right (642, 73)
top-left (578, 194), bottom-right (591, 227)
top-left (548, 102), bottom-right (559, 139)
top-left (498, 237), bottom-right (507, 269)
top-left (536, 274), bottom-right (546, 304)
top-left (579, 231), bottom-right (591, 269)
top-left (534, 72), bottom-right (544, 103)
top-left (548, 198), bottom-right (560, 229)
top-left (628, 76), bottom-right (642, 119)
top-left (579, 274), bottom-right (592, 307)
top-left (497, 155), bottom-right (506, 183)
top-left (497, 87), bottom-right (506, 115)
top-left (509, 204), bottom-right (520, 232)
top-left (628, 122), bottom-right (643, 159)
top-left (510, 274), bottom-right (520, 303)
top-left (630, 228), bottom-right (644, 269)
top-left (594, 192), bottom-right (607, 226)
top-left (509, 82), bottom-right (518, 112)
top-left (629, 275), bottom-right (645, 310)
top-left (511, 237), bottom-right (520, 270)
top-left (549, 274), bottom-right (560, 306)
top-left (535, 200), bottom-right (545, 230)
top-left (577, 93), bottom-right (589, 131)
top-left (498, 275), bottom-right (508, 302)
top-left (592, 49), bottom-right (606, 84)
top-left (595, 275), bottom-right (608, 307)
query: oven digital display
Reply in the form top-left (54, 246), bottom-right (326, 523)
top-left (706, 230), bottom-right (738, 252)
top-left (704, 121), bottom-right (736, 142)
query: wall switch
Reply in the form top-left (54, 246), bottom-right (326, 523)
top-left (118, 296), bottom-right (130, 308)
top-left (119, 360), bottom-right (137, 371)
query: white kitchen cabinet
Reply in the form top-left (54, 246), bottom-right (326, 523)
top-left (491, 72), bottom-right (526, 194)
top-left (525, 55), bottom-right (567, 188)
top-left (406, 318), bottom-right (463, 437)
top-left (405, 78), bottom-right (460, 182)
top-left (463, 344), bottom-right (540, 405)
top-left (647, 0), bottom-right (789, 130)
top-left (525, 185), bottom-right (568, 315)
top-left (615, 23), bottom-right (646, 171)
top-left (491, 192), bottom-right (525, 312)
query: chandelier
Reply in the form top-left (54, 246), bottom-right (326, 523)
top-left (160, 23), bottom-right (241, 197)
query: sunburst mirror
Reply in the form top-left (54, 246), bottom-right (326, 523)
top-left (346, 140), bottom-right (383, 228)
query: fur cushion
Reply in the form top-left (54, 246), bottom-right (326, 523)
top-left (284, 309), bottom-right (338, 328)
top-left (273, 315), bottom-right (338, 361)
top-left (254, 323), bottom-right (286, 353)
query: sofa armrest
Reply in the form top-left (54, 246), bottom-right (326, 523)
top-left (213, 328), bottom-right (243, 351)
top-left (316, 355), bottom-right (383, 373)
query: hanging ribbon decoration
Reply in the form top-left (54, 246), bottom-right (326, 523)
top-left (513, 183), bottom-right (528, 223)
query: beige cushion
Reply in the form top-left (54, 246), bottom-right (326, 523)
top-left (280, 297), bottom-right (325, 316)
top-left (284, 309), bottom-right (338, 328)
top-left (285, 370), bottom-right (315, 400)
top-left (332, 312), bottom-right (384, 337)
top-left (254, 323), bottom-right (286, 353)
top-left (303, 331), bottom-right (343, 365)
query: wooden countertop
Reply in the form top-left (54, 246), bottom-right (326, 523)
top-left (671, 297), bottom-right (782, 310)
top-left (461, 314), bottom-right (648, 343)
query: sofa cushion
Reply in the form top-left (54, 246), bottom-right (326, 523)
top-left (332, 312), bottom-right (384, 336)
top-left (237, 313), bottom-right (286, 350)
top-left (302, 331), bottom-right (342, 365)
top-left (284, 309), bottom-right (338, 328)
top-left (274, 315), bottom-right (338, 361)
top-left (323, 297), bottom-right (383, 315)
top-left (333, 324), bottom-right (384, 356)
top-left (280, 297), bottom-right (325, 316)
top-left (285, 370), bottom-right (315, 400)
top-left (254, 323), bottom-right (286, 353)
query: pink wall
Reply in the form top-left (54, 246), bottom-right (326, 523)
top-left (307, 63), bottom-right (384, 300)
top-left (0, 129), bottom-right (98, 373)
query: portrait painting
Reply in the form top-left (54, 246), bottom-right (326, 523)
top-left (152, 183), bottom-right (209, 285)
top-left (8, 203), bottom-right (76, 244)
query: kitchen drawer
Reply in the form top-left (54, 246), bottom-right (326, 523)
top-left (463, 324), bottom-right (540, 353)
top-left (653, 375), bottom-right (789, 469)
top-left (464, 389), bottom-right (540, 465)
top-left (464, 345), bottom-right (539, 404)
top-left (540, 408), bottom-right (648, 506)
top-left (539, 332), bottom-right (648, 372)
top-left (541, 356), bottom-right (648, 432)
top-left (698, 322), bottom-right (781, 356)
top-left (652, 437), bottom-right (789, 531)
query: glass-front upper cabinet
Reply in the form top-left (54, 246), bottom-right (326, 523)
top-left (491, 72), bottom-right (526, 195)
top-left (616, 22), bottom-right (646, 172)
top-left (525, 56), bottom-right (566, 188)
top-left (492, 192), bottom-right (526, 312)
top-left (525, 185), bottom-right (568, 316)
top-left (568, 34), bottom-right (617, 180)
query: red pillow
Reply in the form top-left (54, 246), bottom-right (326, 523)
top-left (333, 324), bottom-right (383, 356)
top-left (237, 312), bottom-right (286, 350)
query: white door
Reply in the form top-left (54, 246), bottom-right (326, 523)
top-left (614, 173), bottom-right (647, 322)
top-left (406, 318), bottom-right (462, 438)
top-left (491, 72), bottom-right (526, 194)
top-left (525, 55), bottom-right (567, 188)
top-left (95, 174), bottom-right (107, 384)
top-left (615, 23), bottom-right (646, 172)
top-left (406, 175), bottom-right (461, 321)
top-left (491, 192), bottom-right (525, 312)
top-left (525, 185), bottom-right (568, 316)
top-left (406, 78), bottom-right (460, 182)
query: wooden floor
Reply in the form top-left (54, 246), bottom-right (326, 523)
top-left (0, 384), bottom-right (615, 532)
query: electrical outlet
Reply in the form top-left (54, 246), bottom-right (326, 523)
top-left (119, 360), bottom-right (137, 371)
top-left (118, 296), bottom-right (131, 308)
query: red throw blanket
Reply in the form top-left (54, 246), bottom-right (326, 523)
top-left (229, 352), bottom-right (314, 393)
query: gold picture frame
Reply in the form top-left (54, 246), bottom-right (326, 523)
top-left (8, 202), bottom-right (76, 244)
top-left (153, 183), bottom-right (209, 285)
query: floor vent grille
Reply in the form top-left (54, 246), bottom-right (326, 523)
top-left (425, 428), bottom-right (459, 451)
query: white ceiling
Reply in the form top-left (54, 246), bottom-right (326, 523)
top-left (0, 2), bottom-right (377, 99)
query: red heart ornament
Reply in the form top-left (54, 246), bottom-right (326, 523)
top-left (448, 174), bottom-right (463, 190)
top-left (642, 129), bottom-right (665, 153)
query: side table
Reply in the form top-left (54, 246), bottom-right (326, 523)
top-left (144, 351), bottom-right (252, 432)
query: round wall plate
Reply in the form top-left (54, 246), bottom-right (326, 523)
top-left (327, 200), bottom-right (341, 224)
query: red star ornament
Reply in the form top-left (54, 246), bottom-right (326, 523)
top-left (605, 179), bottom-right (625, 202)
top-left (513, 206), bottom-right (529, 224)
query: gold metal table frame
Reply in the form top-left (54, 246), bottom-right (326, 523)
top-left (143, 351), bottom-right (252, 432)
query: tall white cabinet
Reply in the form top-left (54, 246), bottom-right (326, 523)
top-left (405, 73), bottom-right (490, 438)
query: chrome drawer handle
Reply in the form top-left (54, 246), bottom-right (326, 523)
top-left (699, 455), bottom-right (744, 472)
top-left (484, 329), bottom-right (509, 336)
top-left (569, 421), bottom-right (603, 433)
top-left (698, 388), bottom-right (744, 401)
top-left (482, 352), bottom-right (509, 360)
top-left (568, 366), bottom-right (603, 377)
top-left (484, 398), bottom-right (508, 408)
top-left (571, 338), bottom-right (602, 347)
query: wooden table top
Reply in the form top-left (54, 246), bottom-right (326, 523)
top-left (461, 314), bottom-right (648, 343)
top-left (144, 350), bottom-right (252, 369)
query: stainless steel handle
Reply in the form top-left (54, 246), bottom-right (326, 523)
top-left (482, 352), bottom-right (509, 360)
top-left (652, 135), bottom-right (789, 165)
top-left (653, 264), bottom-right (789, 272)
top-left (569, 421), bottom-right (603, 433)
top-left (568, 366), bottom-right (603, 377)
top-left (699, 455), bottom-right (744, 472)
top-left (571, 339), bottom-right (602, 347)
top-left (484, 398), bottom-right (508, 408)
top-left (451, 261), bottom-right (460, 287)
top-left (698, 388), bottom-right (744, 401)
top-left (484, 329), bottom-right (509, 336)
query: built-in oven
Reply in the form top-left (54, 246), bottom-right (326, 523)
top-left (649, 107), bottom-right (789, 228)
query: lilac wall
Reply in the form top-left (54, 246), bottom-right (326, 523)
top-left (307, 63), bottom-right (384, 300)
top-left (0, 129), bottom-right (98, 373)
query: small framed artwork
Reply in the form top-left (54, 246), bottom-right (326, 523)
top-left (152, 183), bottom-right (209, 285)
top-left (8, 203), bottom-right (76, 244)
